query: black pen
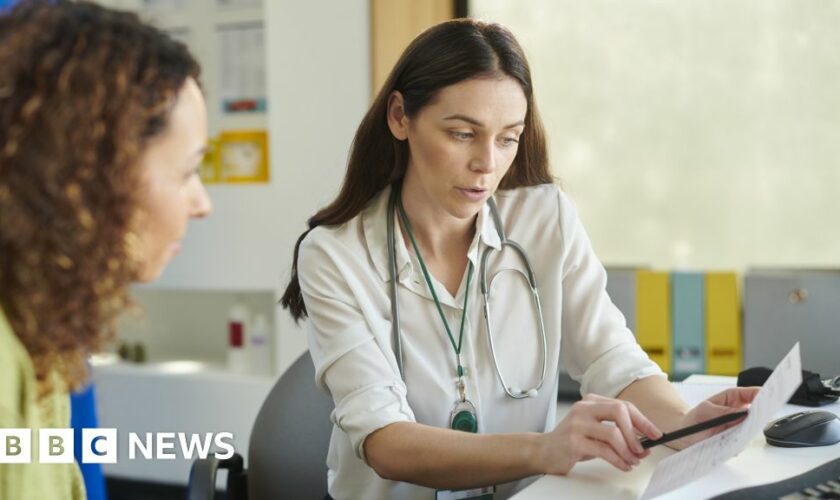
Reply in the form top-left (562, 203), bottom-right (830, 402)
top-left (640, 410), bottom-right (749, 449)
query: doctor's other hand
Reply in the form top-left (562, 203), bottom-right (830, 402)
top-left (537, 394), bottom-right (663, 475)
top-left (667, 386), bottom-right (760, 450)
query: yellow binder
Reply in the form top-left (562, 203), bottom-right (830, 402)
top-left (705, 272), bottom-right (742, 375)
top-left (636, 271), bottom-right (671, 373)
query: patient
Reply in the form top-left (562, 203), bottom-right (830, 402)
top-left (0, 2), bottom-right (211, 498)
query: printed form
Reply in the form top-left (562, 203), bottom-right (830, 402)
top-left (641, 343), bottom-right (803, 500)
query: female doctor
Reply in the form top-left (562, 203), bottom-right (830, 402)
top-left (282, 19), bottom-right (758, 500)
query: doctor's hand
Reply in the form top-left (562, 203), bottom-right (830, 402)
top-left (537, 394), bottom-right (663, 475)
top-left (667, 386), bottom-right (760, 450)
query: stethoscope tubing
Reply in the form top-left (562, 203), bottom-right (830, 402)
top-left (387, 186), bottom-right (406, 379)
top-left (387, 186), bottom-right (548, 399)
top-left (479, 237), bottom-right (548, 399)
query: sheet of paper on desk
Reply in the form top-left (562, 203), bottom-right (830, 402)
top-left (640, 342), bottom-right (802, 500)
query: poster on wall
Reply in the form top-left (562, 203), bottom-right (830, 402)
top-left (201, 130), bottom-right (269, 184)
top-left (217, 21), bottom-right (267, 114)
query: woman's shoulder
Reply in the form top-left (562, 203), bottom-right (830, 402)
top-left (301, 218), bottom-right (368, 259)
top-left (300, 189), bottom-right (390, 257)
top-left (495, 182), bottom-right (566, 204)
top-left (0, 310), bottom-right (37, 426)
top-left (0, 316), bottom-right (82, 497)
top-left (302, 221), bottom-right (353, 250)
top-left (494, 182), bottom-right (576, 220)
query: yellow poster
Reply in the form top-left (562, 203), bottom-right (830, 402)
top-left (202, 130), bottom-right (269, 184)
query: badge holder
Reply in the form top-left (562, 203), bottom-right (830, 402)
top-left (450, 378), bottom-right (478, 433)
top-left (449, 399), bottom-right (478, 433)
top-left (439, 399), bottom-right (494, 499)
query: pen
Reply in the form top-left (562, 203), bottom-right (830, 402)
top-left (640, 410), bottom-right (749, 449)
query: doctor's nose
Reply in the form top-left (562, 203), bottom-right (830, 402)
top-left (469, 140), bottom-right (497, 174)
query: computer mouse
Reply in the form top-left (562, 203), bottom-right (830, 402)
top-left (764, 410), bottom-right (840, 448)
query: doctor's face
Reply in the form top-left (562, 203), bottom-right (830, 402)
top-left (389, 75), bottom-right (527, 220)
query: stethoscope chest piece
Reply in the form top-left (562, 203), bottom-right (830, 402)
top-left (449, 399), bottom-right (478, 433)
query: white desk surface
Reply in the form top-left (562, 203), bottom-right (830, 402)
top-left (514, 375), bottom-right (840, 500)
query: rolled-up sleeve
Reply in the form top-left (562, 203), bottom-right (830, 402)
top-left (298, 231), bottom-right (415, 462)
top-left (555, 190), bottom-right (666, 397)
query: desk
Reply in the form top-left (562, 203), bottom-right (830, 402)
top-left (514, 376), bottom-right (840, 499)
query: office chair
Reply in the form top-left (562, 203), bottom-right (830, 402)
top-left (187, 351), bottom-right (334, 500)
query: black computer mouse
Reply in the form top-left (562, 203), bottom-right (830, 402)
top-left (764, 410), bottom-right (840, 447)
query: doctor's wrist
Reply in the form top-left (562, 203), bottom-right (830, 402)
top-left (528, 432), bottom-right (555, 475)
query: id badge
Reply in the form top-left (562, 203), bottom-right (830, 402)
top-left (435, 485), bottom-right (495, 500)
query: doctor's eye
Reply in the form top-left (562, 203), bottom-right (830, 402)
top-left (499, 137), bottom-right (520, 148)
top-left (450, 131), bottom-right (475, 141)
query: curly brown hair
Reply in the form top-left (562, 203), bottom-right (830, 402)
top-left (0, 0), bottom-right (200, 393)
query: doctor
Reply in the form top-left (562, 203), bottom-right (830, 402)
top-left (281, 19), bottom-right (758, 500)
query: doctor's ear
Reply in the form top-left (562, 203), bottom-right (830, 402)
top-left (386, 91), bottom-right (409, 141)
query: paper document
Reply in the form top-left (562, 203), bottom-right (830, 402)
top-left (641, 343), bottom-right (802, 500)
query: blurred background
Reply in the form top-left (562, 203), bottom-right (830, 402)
top-left (473, 0), bottom-right (840, 271)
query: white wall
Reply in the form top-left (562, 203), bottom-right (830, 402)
top-left (264, 0), bottom-right (371, 372)
top-left (471, 0), bottom-right (840, 272)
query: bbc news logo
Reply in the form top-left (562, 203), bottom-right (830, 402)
top-left (0, 429), bottom-right (235, 463)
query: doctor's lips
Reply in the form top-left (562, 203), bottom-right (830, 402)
top-left (457, 186), bottom-right (488, 201)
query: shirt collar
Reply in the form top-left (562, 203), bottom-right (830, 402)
top-left (362, 185), bottom-right (503, 283)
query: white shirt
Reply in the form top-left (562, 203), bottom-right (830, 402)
top-left (298, 183), bottom-right (664, 500)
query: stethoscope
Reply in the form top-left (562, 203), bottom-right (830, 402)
top-left (386, 185), bottom-right (548, 431)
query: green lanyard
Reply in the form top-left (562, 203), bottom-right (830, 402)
top-left (396, 197), bottom-right (474, 380)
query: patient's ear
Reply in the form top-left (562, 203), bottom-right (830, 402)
top-left (386, 91), bottom-right (409, 141)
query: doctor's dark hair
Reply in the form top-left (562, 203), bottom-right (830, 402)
top-left (0, 0), bottom-right (200, 393)
top-left (282, 18), bottom-right (552, 321)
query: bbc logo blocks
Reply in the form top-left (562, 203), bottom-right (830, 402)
top-left (1, 428), bottom-right (117, 464)
top-left (0, 429), bottom-right (31, 463)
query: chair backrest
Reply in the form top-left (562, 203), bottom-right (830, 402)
top-left (247, 351), bottom-right (334, 500)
